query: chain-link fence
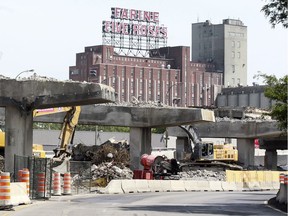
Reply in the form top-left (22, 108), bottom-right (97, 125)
top-left (13, 155), bottom-right (93, 199)
top-left (14, 155), bottom-right (52, 200)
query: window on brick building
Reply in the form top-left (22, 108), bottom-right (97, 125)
top-left (122, 67), bottom-right (125, 78)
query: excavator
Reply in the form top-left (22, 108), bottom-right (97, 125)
top-left (51, 106), bottom-right (81, 161)
top-left (178, 125), bottom-right (242, 171)
top-left (0, 106), bottom-right (81, 161)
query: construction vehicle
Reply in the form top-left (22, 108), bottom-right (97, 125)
top-left (133, 154), bottom-right (180, 180)
top-left (0, 129), bottom-right (46, 158)
top-left (178, 125), bottom-right (242, 170)
top-left (0, 106), bottom-right (81, 160)
top-left (52, 106), bottom-right (81, 161)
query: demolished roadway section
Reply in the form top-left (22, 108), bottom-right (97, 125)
top-left (0, 77), bottom-right (116, 173)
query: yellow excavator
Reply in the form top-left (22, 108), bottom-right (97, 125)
top-left (52, 106), bottom-right (81, 160)
top-left (0, 106), bottom-right (81, 160)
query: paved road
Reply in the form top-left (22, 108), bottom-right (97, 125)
top-left (0, 191), bottom-right (285, 216)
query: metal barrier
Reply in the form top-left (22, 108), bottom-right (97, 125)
top-left (69, 161), bottom-right (92, 194)
top-left (13, 156), bottom-right (93, 198)
top-left (14, 155), bottom-right (52, 199)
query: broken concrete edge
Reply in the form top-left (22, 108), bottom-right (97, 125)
top-left (100, 179), bottom-right (279, 194)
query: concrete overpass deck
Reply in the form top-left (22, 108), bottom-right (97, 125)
top-left (0, 78), bottom-right (115, 172)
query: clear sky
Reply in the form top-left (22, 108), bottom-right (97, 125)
top-left (0, 0), bottom-right (287, 85)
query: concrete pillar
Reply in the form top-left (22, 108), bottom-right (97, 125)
top-left (264, 149), bottom-right (277, 170)
top-left (5, 106), bottom-right (33, 173)
top-left (175, 137), bottom-right (192, 161)
top-left (237, 139), bottom-right (255, 168)
top-left (129, 127), bottom-right (151, 170)
top-left (176, 138), bottom-right (185, 161)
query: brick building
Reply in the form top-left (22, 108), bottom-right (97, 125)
top-left (69, 45), bottom-right (223, 107)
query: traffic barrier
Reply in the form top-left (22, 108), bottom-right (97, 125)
top-left (148, 180), bottom-right (163, 192)
top-left (221, 182), bottom-right (237, 191)
top-left (259, 181), bottom-right (273, 190)
top-left (184, 180), bottom-right (199, 191)
top-left (10, 182), bottom-right (31, 206)
top-left (53, 172), bottom-right (61, 196)
top-left (196, 181), bottom-right (210, 191)
top-left (276, 173), bottom-right (287, 204)
top-left (121, 180), bottom-right (137, 193)
top-left (170, 180), bottom-right (185, 192)
top-left (37, 172), bottom-right (45, 198)
top-left (21, 169), bottom-right (30, 196)
top-left (241, 182), bottom-right (250, 191)
top-left (247, 181), bottom-right (261, 191)
top-left (62, 172), bottom-right (72, 195)
top-left (135, 180), bottom-right (150, 193)
top-left (160, 180), bottom-right (171, 192)
top-left (102, 179), bottom-right (285, 194)
top-left (0, 172), bottom-right (12, 209)
top-left (103, 180), bottom-right (124, 194)
top-left (209, 181), bottom-right (223, 191)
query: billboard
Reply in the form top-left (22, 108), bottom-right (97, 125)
top-left (102, 7), bottom-right (168, 56)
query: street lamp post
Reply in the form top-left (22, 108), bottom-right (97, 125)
top-left (15, 69), bottom-right (34, 79)
top-left (165, 82), bottom-right (183, 105)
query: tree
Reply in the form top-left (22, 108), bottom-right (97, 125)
top-left (261, 0), bottom-right (288, 28)
top-left (254, 73), bottom-right (287, 130)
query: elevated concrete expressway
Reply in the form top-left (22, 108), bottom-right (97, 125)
top-left (0, 78), bottom-right (115, 173)
top-left (33, 105), bottom-right (215, 170)
top-left (167, 120), bottom-right (287, 170)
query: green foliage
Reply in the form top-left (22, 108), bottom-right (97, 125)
top-left (151, 127), bottom-right (166, 134)
top-left (254, 73), bottom-right (287, 130)
top-left (33, 123), bottom-right (130, 132)
top-left (261, 0), bottom-right (288, 28)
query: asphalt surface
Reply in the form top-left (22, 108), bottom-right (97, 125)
top-left (0, 191), bottom-right (286, 216)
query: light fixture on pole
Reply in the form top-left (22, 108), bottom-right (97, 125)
top-left (15, 69), bottom-right (34, 79)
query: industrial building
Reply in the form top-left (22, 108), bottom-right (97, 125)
top-left (69, 18), bottom-right (247, 107)
top-left (69, 45), bottom-right (223, 107)
top-left (192, 19), bottom-right (247, 87)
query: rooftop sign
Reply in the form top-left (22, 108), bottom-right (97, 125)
top-left (102, 7), bottom-right (168, 56)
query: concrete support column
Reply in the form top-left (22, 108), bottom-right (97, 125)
top-left (129, 127), bottom-right (151, 170)
top-left (264, 149), bottom-right (277, 170)
top-left (5, 106), bottom-right (33, 173)
top-left (237, 138), bottom-right (255, 168)
top-left (176, 137), bottom-right (190, 161)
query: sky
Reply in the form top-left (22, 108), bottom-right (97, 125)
top-left (0, 0), bottom-right (287, 85)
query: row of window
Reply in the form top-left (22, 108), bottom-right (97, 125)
top-left (113, 56), bottom-right (166, 65)
top-left (229, 32), bottom-right (245, 37)
top-left (231, 41), bottom-right (241, 48)
top-left (232, 51), bottom-right (241, 58)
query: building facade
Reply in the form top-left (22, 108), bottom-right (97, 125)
top-left (69, 45), bottom-right (223, 107)
top-left (192, 19), bottom-right (247, 87)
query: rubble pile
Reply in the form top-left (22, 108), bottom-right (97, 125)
top-left (178, 169), bottom-right (226, 181)
top-left (102, 96), bottom-right (170, 108)
top-left (91, 162), bottom-right (133, 181)
top-left (72, 138), bottom-right (130, 166)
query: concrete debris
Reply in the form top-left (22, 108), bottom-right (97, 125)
top-left (19, 73), bottom-right (59, 82)
top-left (100, 98), bottom-right (170, 108)
top-left (72, 138), bottom-right (130, 166)
top-left (178, 169), bottom-right (226, 181)
top-left (0, 75), bottom-right (11, 80)
top-left (90, 162), bottom-right (133, 181)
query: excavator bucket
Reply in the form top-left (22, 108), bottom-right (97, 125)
top-left (52, 158), bottom-right (70, 174)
